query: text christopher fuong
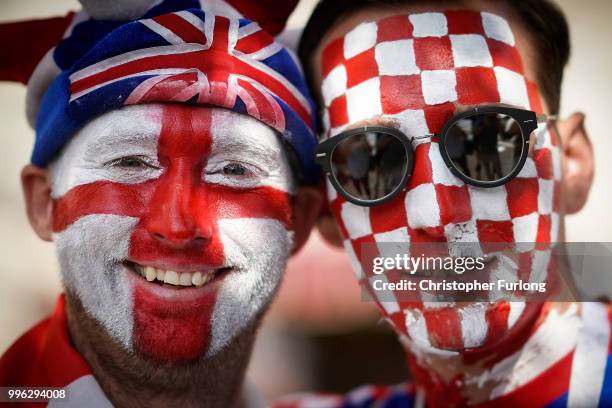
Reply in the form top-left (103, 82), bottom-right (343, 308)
top-left (369, 253), bottom-right (548, 295)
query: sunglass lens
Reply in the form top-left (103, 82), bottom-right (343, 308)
top-left (331, 131), bottom-right (408, 202)
top-left (444, 113), bottom-right (524, 183)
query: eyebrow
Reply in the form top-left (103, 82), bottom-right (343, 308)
top-left (82, 122), bottom-right (160, 161)
top-left (209, 125), bottom-right (282, 170)
top-left (345, 116), bottom-right (401, 130)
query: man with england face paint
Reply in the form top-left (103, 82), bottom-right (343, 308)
top-left (275, 1), bottom-right (610, 407)
top-left (0, 0), bottom-right (323, 406)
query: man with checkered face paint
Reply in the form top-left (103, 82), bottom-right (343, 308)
top-left (277, 1), bottom-right (608, 407)
top-left (0, 0), bottom-right (323, 406)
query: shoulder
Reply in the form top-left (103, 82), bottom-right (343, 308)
top-left (585, 302), bottom-right (612, 404)
top-left (0, 316), bottom-right (52, 386)
top-left (0, 295), bottom-right (90, 388)
top-left (565, 302), bottom-right (612, 407)
top-left (273, 383), bottom-right (420, 408)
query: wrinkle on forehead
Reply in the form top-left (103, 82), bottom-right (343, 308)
top-left (344, 115), bottom-right (402, 130)
top-left (344, 101), bottom-right (475, 130)
top-left (347, 101), bottom-right (523, 129)
top-left (210, 108), bottom-right (283, 168)
top-left (82, 105), bottom-right (163, 160)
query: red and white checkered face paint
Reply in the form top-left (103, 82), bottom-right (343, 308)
top-left (49, 104), bottom-right (295, 363)
top-left (319, 11), bottom-right (562, 351)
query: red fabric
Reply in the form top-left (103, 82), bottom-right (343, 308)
top-left (224, 0), bottom-right (298, 36)
top-left (0, 0), bottom-right (298, 86)
top-left (0, 14), bottom-right (72, 84)
top-left (0, 295), bottom-right (91, 388)
top-left (478, 350), bottom-right (575, 408)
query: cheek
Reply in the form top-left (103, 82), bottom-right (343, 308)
top-left (334, 203), bottom-right (371, 242)
top-left (203, 216), bottom-right (295, 357)
top-left (52, 180), bottom-right (155, 233)
top-left (53, 214), bottom-right (139, 351)
top-left (501, 131), bottom-right (561, 244)
top-left (214, 187), bottom-right (294, 229)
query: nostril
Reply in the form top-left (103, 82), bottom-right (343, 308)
top-left (192, 236), bottom-right (208, 244)
top-left (153, 232), bottom-right (166, 242)
top-left (196, 225), bottom-right (213, 240)
top-left (150, 229), bottom-right (208, 247)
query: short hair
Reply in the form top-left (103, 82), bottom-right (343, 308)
top-left (298, 0), bottom-right (570, 114)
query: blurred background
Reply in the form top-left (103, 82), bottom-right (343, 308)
top-left (1, 0), bottom-right (611, 400)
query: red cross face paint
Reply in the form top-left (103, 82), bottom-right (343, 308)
top-left (318, 11), bottom-right (561, 352)
top-left (50, 104), bottom-right (295, 363)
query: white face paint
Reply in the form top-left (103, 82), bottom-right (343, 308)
top-left (464, 303), bottom-right (581, 399)
top-left (50, 104), bottom-right (295, 362)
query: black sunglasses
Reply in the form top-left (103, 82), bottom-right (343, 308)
top-left (315, 106), bottom-right (555, 206)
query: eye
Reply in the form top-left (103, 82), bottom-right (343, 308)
top-left (222, 163), bottom-right (247, 176)
top-left (207, 161), bottom-right (257, 178)
top-left (105, 156), bottom-right (158, 169)
top-left (204, 160), bottom-right (264, 188)
top-left (116, 157), bottom-right (146, 168)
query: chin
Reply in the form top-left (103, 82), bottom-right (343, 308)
top-left (398, 300), bottom-right (542, 354)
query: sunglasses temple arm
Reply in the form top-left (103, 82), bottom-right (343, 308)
top-left (537, 113), bottom-right (557, 124)
top-left (535, 113), bottom-right (564, 148)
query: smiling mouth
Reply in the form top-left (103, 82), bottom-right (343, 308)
top-left (124, 262), bottom-right (232, 289)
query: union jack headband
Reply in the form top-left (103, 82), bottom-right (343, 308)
top-left (1, 0), bottom-right (319, 183)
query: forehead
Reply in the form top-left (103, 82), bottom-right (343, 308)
top-left (315, 9), bottom-right (543, 136)
top-left (49, 104), bottom-right (291, 197)
top-left (312, 4), bottom-right (539, 95)
top-left (54, 104), bottom-right (281, 155)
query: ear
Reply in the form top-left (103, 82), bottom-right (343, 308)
top-left (316, 180), bottom-right (344, 248)
top-left (557, 112), bottom-right (594, 214)
top-left (291, 185), bottom-right (324, 255)
top-left (317, 213), bottom-right (344, 248)
top-left (21, 164), bottom-right (54, 241)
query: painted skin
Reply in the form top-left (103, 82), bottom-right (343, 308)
top-left (305, 9), bottom-right (586, 407)
top-left (318, 10), bottom-right (558, 354)
top-left (51, 103), bottom-right (295, 363)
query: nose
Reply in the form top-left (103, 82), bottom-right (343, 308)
top-left (144, 163), bottom-right (213, 249)
top-left (405, 142), bottom-right (470, 235)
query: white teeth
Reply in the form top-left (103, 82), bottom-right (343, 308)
top-left (132, 264), bottom-right (225, 288)
top-left (145, 267), bottom-right (156, 282)
top-left (136, 265), bottom-right (145, 277)
top-left (179, 273), bottom-right (192, 286)
top-left (164, 271), bottom-right (179, 285)
top-left (192, 272), bottom-right (203, 287)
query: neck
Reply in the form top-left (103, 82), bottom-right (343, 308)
top-left (65, 294), bottom-right (258, 408)
top-left (403, 302), bottom-right (581, 407)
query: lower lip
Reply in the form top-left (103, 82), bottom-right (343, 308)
top-left (124, 264), bottom-right (231, 302)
